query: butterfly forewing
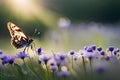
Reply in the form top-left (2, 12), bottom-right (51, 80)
top-left (7, 22), bottom-right (33, 49)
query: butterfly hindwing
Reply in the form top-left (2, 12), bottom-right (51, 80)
top-left (7, 22), bottom-right (33, 49)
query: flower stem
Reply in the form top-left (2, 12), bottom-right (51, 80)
top-left (72, 56), bottom-right (74, 69)
top-left (89, 58), bottom-right (94, 80)
top-left (82, 56), bottom-right (87, 75)
top-left (52, 72), bottom-right (55, 80)
top-left (45, 64), bottom-right (50, 80)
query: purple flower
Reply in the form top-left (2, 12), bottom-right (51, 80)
top-left (86, 47), bottom-right (93, 52)
top-left (16, 52), bottom-right (29, 60)
top-left (41, 56), bottom-right (51, 65)
top-left (114, 50), bottom-right (117, 55)
top-left (54, 58), bottom-right (62, 67)
top-left (100, 51), bottom-right (105, 56)
top-left (7, 56), bottom-right (15, 64)
top-left (68, 50), bottom-right (75, 56)
top-left (50, 66), bottom-right (58, 72)
top-left (54, 55), bottom-right (61, 65)
top-left (1, 55), bottom-right (15, 65)
top-left (105, 55), bottom-right (116, 61)
top-left (0, 50), bottom-right (3, 55)
top-left (1, 55), bottom-right (8, 65)
top-left (97, 47), bottom-right (102, 52)
top-left (36, 48), bottom-right (42, 55)
top-left (105, 56), bottom-right (110, 61)
top-left (57, 66), bottom-right (70, 77)
top-left (91, 45), bottom-right (96, 50)
top-left (59, 54), bottom-right (66, 61)
top-left (54, 53), bottom-right (66, 67)
top-left (84, 52), bottom-right (99, 59)
top-left (54, 53), bottom-right (66, 61)
top-left (57, 71), bottom-right (71, 77)
top-left (108, 46), bottom-right (114, 52)
top-left (84, 46), bottom-right (88, 50)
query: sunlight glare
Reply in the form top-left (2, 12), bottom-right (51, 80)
top-left (5, 0), bottom-right (60, 28)
top-left (14, 0), bottom-right (28, 6)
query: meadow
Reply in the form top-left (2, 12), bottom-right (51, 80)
top-left (0, 22), bottom-right (120, 80)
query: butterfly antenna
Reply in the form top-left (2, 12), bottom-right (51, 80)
top-left (32, 28), bottom-right (41, 39)
top-left (32, 28), bottom-right (37, 39)
top-left (36, 31), bottom-right (41, 38)
top-left (37, 32), bottom-right (40, 35)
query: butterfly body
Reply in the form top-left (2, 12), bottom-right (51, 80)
top-left (7, 22), bottom-right (33, 49)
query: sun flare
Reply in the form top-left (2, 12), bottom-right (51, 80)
top-left (4, 0), bottom-right (60, 28)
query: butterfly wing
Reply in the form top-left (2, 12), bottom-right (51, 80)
top-left (7, 22), bottom-right (32, 48)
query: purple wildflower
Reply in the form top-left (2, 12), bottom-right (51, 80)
top-left (7, 56), bottom-right (15, 64)
top-left (105, 56), bottom-right (110, 61)
top-left (108, 46), bottom-right (114, 52)
top-left (1, 55), bottom-right (8, 65)
top-left (57, 71), bottom-right (71, 77)
top-left (97, 47), bottom-right (102, 52)
top-left (86, 47), bottom-right (93, 52)
top-left (0, 50), bottom-right (3, 55)
top-left (54, 55), bottom-right (62, 66)
top-left (36, 47), bottom-right (42, 55)
top-left (100, 51), bottom-right (105, 56)
top-left (41, 55), bottom-right (51, 65)
top-left (68, 50), bottom-right (76, 58)
top-left (57, 66), bottom-right (70, 77)
top-left (54, 53), bottom-right (66, 67)
top-left (16, 52), bottom-right (29, 60)
top-left (84, 52), bottom-right (99, 59)
top-left (1, 55), bottom-right (15, 65)
top-left (54, 59), bottom-right (62, 67)
top-left (59, 54), bottom-right (66, 61)
top-left (84, 46), bottom-right (88, 50)
top-left (91, 45), bottom-right (96, 50)
top-left (50, 66), bottom-right (58, 72)
top-left (114, 50), bottom-right (117, 55)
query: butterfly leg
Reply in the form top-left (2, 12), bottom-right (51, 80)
top-left (26, 47), bottom-right (29, 53)
top-left (23, 46), bottom-right (27, 52)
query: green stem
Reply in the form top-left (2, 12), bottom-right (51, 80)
top-left (45, 64), bottom-right (50, 80)
top-left (89, 58), bottom-right (94, 80)
top-left (63, 76), bottom-right (66, 80)
top-left (82, 56), bottom-right (87, 75)
top-left (23, 59), bottom-right (26, 67)
top-left (72, 56), bottom-right (73, 69)
top-left (10, 64), bottom-right (15, 77)
top-left (52, 72), bottom-right (55, 80)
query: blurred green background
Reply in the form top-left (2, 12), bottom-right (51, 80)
top-left (0, 0), bottom-right (120, 54)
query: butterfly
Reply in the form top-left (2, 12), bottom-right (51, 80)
top-left (7, 22), bottom-right (33, 51)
